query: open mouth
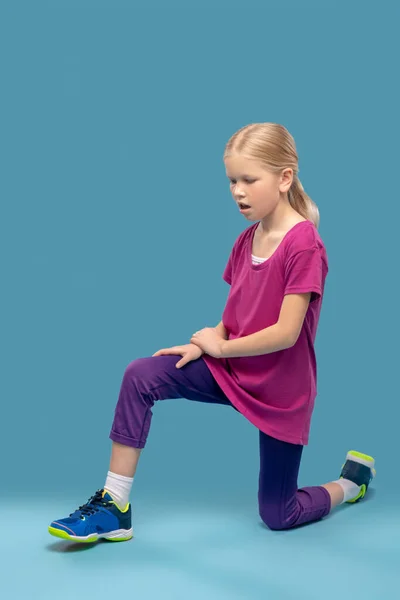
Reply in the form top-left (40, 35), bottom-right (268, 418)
top-left (238, 202), bottom-right (251, 210)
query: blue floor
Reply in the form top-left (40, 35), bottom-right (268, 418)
top-left (3, 487), bottom-right (398, 600)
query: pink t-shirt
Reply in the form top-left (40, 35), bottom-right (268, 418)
top-left (203, 220), bottom-right (329, 445)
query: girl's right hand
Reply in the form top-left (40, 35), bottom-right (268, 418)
top-left (152, 343), bottom-right (205, 369)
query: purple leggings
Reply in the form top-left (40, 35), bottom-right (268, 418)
top-left (110, 355), bottom-right (331, 530)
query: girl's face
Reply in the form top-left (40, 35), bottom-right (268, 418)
top-left (224, 155), bottom-right (293, 221)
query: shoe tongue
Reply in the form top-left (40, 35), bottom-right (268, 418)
top-left (101, 490), bottom-right (114, 502)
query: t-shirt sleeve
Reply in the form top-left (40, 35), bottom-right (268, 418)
top-left (284, 246), bottom-right (323, 302)
top-left (222, 228), bottom-right (249, 285)
top-left (222, 234), bottom-right (240, 285)
top-left (223, 250), bottom-right (233, 285)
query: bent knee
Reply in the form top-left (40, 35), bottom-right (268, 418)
top-left (260, 507), bottom-right (292, 531)
top-left (124, 357), bottom-right (151, 378)
top-left (123, 355), bottom-right (176, 383)
top-left (125, 354), bottom-right (176, 375)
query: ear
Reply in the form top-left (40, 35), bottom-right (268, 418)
top-left (279, 168), bottom-right (293, 193)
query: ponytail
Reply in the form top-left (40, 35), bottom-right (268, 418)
top-left (288, 174), bottom-right (320, 228)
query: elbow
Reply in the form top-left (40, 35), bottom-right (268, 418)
top-left (279, 326), bottom-right (297, 349)
top-left (283, 338), bottom-right (295, 350)
top-left (287, 331), bottom-right (301, 348)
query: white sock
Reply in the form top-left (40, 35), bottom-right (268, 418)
top-left (332, 478), bottom-right (361, 503)
top-left (104, 471), bottom-right (134, 509)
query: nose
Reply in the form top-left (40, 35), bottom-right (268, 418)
top-left (234, 185), bottom-right (245, 198)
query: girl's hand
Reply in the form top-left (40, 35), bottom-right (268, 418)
top-left (152, 343), bottom-right (204, 369)
top-left (190, 327), bottom-right (225, 358)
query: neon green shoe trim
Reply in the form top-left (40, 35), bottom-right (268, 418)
top-left (48, 526), bottom-right (133, 542)
top-left (48, 526), bottom-right (97, 543)
top-left (104, 534), bottom-right (133, 542)
top-left (102, 489), bottom-right (130, 513)
top-left (348, 450), bottom-right (374, 463)
top-left (346, 483), bottom-right (366, 504)
top-left (108, 500), bottom-right (130, 513)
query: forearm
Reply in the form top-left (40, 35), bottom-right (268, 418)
top-left (220, 323), bottom-right (292, 358)
top-left (215, 320), bottom-right (228, 340)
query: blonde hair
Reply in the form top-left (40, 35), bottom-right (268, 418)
top-left (224, 123), bottom-right (320, 228)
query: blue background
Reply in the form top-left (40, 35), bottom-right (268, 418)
top-left (2, 1), bottom-right (398, 598)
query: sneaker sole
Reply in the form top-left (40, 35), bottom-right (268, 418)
top-left (48, 525), bottom-right (133, 543)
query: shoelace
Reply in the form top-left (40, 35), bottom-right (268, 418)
top-left (70, 489), bottom-right (110, 519)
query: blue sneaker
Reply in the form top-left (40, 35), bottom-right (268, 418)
top-left (48, 489), bottom-right (133, 543)
top-left (339, 450), bottom-right (376, 503)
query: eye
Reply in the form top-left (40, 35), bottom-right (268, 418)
top-left (230, 178), bottom-right (255, 185)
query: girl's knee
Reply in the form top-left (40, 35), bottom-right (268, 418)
top-left (124, 357), bottom-right (150, 378)
top-left (259, 506), bottom-right (291, 531)
top-left (125, 355), bottom-right (176, 374)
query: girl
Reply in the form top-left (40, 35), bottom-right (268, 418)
top-left (48, 123), bottom-right (376, 543)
